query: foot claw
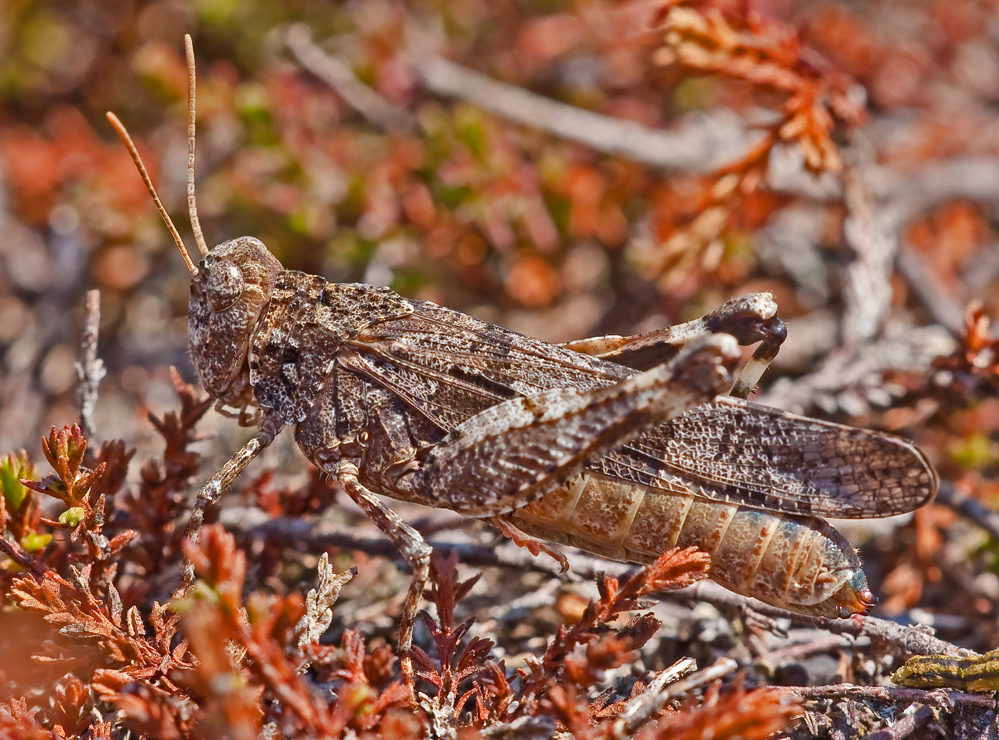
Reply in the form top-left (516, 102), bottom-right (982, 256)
top-left (490, 516), bottom-right (570, 572)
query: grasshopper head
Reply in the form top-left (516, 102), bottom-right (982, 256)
top-left (187, 237), bottom-right (282, 412)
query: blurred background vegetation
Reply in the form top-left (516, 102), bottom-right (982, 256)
top-left (2, 0), bottom-right (999, 722)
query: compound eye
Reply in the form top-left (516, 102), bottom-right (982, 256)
top-left (205, 260), bottom-right (244, 312)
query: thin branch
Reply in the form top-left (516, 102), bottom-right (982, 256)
top-left (759, 324), bottom-right (956, 415)
top-left (219, 510), bottom-right (971, 661)
top-left (870, 156), bottom-right (999, 223)
top-left (410, 56), bottom-right (756, 172)
top-left (0, 534), bottom-right (46, 575)
top-left (75, 289), bottom-right (105, 440)
top-left (286, 25), bottom-right (415, 134)
top-left (289, 28), bottom-right (752, 170)
top-left (222, 507), bottom-right (578, 578)
top-left (935, 481), bottom-right (999, 545)
top-left (858, 704), bottom-right (936, 740)
top-left (854, 615), bottom-right (975, 660)
top-left (896, 242), bottom-right (966, 336)
top-left (769, 153), bottom-right (999, 212)
top-left (841, 155), bottom-right (898, 344)
top-left (684, 579), bottom-right (973, 659)
top-left (757, 633), bottom-right (856, 669)
top-left (794, 683), bottom-right (995, 708)
top-left (609, 657), bottom-right (697, 738)
top-left (412, 54), bottom-right (999, 220)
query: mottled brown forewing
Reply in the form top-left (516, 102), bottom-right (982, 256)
top-left (339, 296), bottom-right (935, 519)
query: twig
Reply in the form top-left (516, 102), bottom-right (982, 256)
top-left (412, 51), bottom-right (999, 226)
top-left (220, 510), bottom-right (970, 661)
top-left (895, 242), bottom-right (966, 336)
top-left (75, 289), bottom-right (105, 440)
top-left (0, 534), bottom-right (46, 575)
top-left (654, 656), bottom-right (738, 695)
top-left (858, 704), bottom-right (937, 740)
top-left (411, 54), bottom-right (755, 172)
top-left (286, 25), bottom-right (415, 133)
top-left (794, 683), bottom-right (994, 708)
top-left (758, 633), bottom-right (857, 669)
top-left (856, 616), bottom-right (974, 659)
top-left (607, 659), bottom-right (742, 740)
top-left (293, 28), bottom-right (999, 239)
top-left (841, 156), bottom-right (898, 344)
top-left (610, 657), bottom-right (697, 738)
top-left (681, 579), bottom-right (972, 660)
top-left (769, 153), bottom-right (999, 212)
top-left (759, 324), bottom-right (956, 415)
top-left (289, 27), bottom-right (754, 171)
top-left (869, 156), bottom-right (999, 223)
top-left (222, 507), bottom-right (580, 579)
top-left (935, 481), bottom-right (999, 545)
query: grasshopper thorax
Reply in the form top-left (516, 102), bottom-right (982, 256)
top-left (188, 237), bottom-right (283, 413)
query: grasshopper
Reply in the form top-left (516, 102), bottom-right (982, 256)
top-left (107, 36), bottom-right (938, 689)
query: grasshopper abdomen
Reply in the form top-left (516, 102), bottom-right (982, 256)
top-left (512, 474), bottom-right (874, 617)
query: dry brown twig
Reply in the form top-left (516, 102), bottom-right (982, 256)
top-left (220, 509), bottom-right (974, 674)
top-left (286, 25), bottom-right (416, 134)
top-left (74, 289), bottom-right (105, 442)
top-left (794, 683), bottom-right (995, 709)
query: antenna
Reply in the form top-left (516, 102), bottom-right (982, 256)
top-left (106, 112), bottom-right (199, 277)
top-left (184, 34), bottom-right (209, 257)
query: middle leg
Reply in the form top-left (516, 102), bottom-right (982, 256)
top-left (333, 460), bottom-right (431, 697)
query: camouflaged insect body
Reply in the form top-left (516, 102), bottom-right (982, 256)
top-left (183, 235), bottom-right (938, 618)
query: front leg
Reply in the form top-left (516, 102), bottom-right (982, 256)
top-left (562, 292), bottom-right (786, 399)
top-left (175, 418), bottom-right (283, 600)
top-left (411, 335), bottom-right (739, 517)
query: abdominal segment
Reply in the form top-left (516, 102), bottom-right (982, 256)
top-left (510, 473), bottom-right (874, 617)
